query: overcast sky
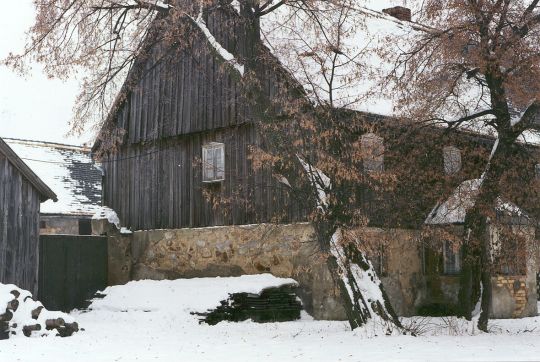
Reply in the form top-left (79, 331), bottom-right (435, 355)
top-left (0, 0), bottom-right (409, 147)
top-left (0, 0), bottom-right (89, 146)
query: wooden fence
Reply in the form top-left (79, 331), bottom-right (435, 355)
top-left (38, 235), bottom-right (108, 312)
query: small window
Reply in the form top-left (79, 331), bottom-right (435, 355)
top-left (443, 240), bottom-right (461, 275)
top-left (361, 133), bottom-right (384, 172)
top-left (78, 219), bottom-right (92, 235)
top-left (202, 142), bottom-right (225, 183)
top-left (535, 164), bottom-right (540, 179)
top-left (443, 146), bottom-right (462, 175)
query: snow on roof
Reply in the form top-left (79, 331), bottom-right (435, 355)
top-left (425, 178), bottom-right (528, 225)
top-left (259, 2), bottom-right (504, 135)
top-left (260, 3), bottom-right (418, 115)
top-left (426, 179), bottom-right (481, 225)
top-left (4, 138), bottom-right (102, 216)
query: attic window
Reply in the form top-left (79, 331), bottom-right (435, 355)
top-left (361, 133), bottom-right (385, 172)
top-left (202, 142), bottom-right (225, 183)
top-left (443, 146), bottom-right (462, 175)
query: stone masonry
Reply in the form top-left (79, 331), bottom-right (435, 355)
top-left (102, 221), bottom-right (538, 320)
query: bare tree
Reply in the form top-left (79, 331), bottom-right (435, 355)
top-left (6, 0), bottom-right (407, 332)
top-left (250, 1), bottom-right (408, 333)
top-left (388, 0), bottom-right (540, 331)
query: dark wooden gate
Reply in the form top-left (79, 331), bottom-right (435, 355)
top-left (38, 235), bottom-right (108, 312)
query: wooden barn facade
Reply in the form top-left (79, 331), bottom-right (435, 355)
top-left (93, 3), bottom-right (540, 232)
top-left (93, 3), bottom-right (539, 319)
top-left (0, 137), bottom-right (57, 294)
top-left (94, 4), bottom-right (302, 231)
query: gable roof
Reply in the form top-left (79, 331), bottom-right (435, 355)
top-left (260, 4), bottom-right (423, 115)
top-left (93, 4), bottom-right (409, 152)
top-left (0, 137), bottom-right (57, 202)
top-left (93, 2), bottom-right (540, 150)
top-left (4, 138), bottom-right (102, 216)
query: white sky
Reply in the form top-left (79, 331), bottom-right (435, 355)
top-left (0, 0), bottom-right (409, 147)
top-left (0, 0), bottom-right (91, 146)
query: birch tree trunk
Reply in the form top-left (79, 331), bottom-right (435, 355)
top-left (314, 223), bottom-right (404, 334)
top-left (458, 139), bottom-right (512, 331)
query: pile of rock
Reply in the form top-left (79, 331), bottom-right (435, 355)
top-left (196, 284), bottom-right (302, 325)
top-left (0, 284), bottom-right (79, 339)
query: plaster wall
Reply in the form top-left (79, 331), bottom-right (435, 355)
top-left (40, 216), bottom-right (79, 235)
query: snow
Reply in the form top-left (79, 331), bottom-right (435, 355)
top-left (191, 7), bottom-right (245, 76)
top-left (119, 227), bottom-right (133, 235)
top-left (297, 156), bottom-right (331, 210)
top-left (89, 274), bottom-right (298, 314)
top-left (4, 138), bottom-right (102, 215)
top-left (93, 207), bottom-right (135, 232)
top-left (426, 179), bottom-right (528, 225)
top-left (426, 179), bottom-right (482, 225)
top-left (230, 0), bottom-right (241, 14)
top-left (92, 207), bottom-right (121, 229)
top-left (1, 283), bottom-right (76, 338)
top-left (1, 277), bottom-right (540, 361)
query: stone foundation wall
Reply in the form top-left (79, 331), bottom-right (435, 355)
top-left (110, 223), bottom-right (347, 320)
top-left (105, 222), bottom-right (538, 320)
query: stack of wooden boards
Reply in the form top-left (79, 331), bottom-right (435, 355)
top-left (196, 285), bottom-right (302, 325)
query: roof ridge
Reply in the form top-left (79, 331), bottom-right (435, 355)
top-left (3, 137), bottom-right (91, 152)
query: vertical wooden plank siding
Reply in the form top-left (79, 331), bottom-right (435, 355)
top-left (99, 7), bottom-right (302, 230)
top-left (102, 125), bottom-right (303, 230)
top-left (0, 153), bottom-right (41, 294)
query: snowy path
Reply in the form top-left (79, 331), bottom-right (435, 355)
top-left (1, 276), bottom-right (539, 361)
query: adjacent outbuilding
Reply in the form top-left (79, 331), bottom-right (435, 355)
top-left (0, 137), bottom-right (57, 294)
top-left (4, 138), bottom-right (103, 235)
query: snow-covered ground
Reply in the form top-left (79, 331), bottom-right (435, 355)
top-left (1, 275), bottom-right (539, 362)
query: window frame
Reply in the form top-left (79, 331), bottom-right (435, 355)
top-left (443, 145), bottom-right (462, 175)
top-left (442, 239), bottom-right (461, 275)
top-left (202, 142), bottom-right (226, 183)
top-left (361, 133), bottom-right (385, 172)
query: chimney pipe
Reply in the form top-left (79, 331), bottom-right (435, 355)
top-left (382, 6), bottom-right (412, 22)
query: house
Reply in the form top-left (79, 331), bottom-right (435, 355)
top-left (93, 2), bottom-right (539, 319)
top-left (0, 137), bottom-right (57, 294)
top-left (5, 138), bottom-right (103, 235)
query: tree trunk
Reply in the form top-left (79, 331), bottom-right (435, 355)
top-left (457, 242), bottom-right (474, 320)
top-left (458, 230), bottom-right (482, 320)
top-left (477, 231), bottom-right (492, 332)
top-left (315, 223), bottom-right (404, 334)
top-left (457, 138), bottom-right (513, 331)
